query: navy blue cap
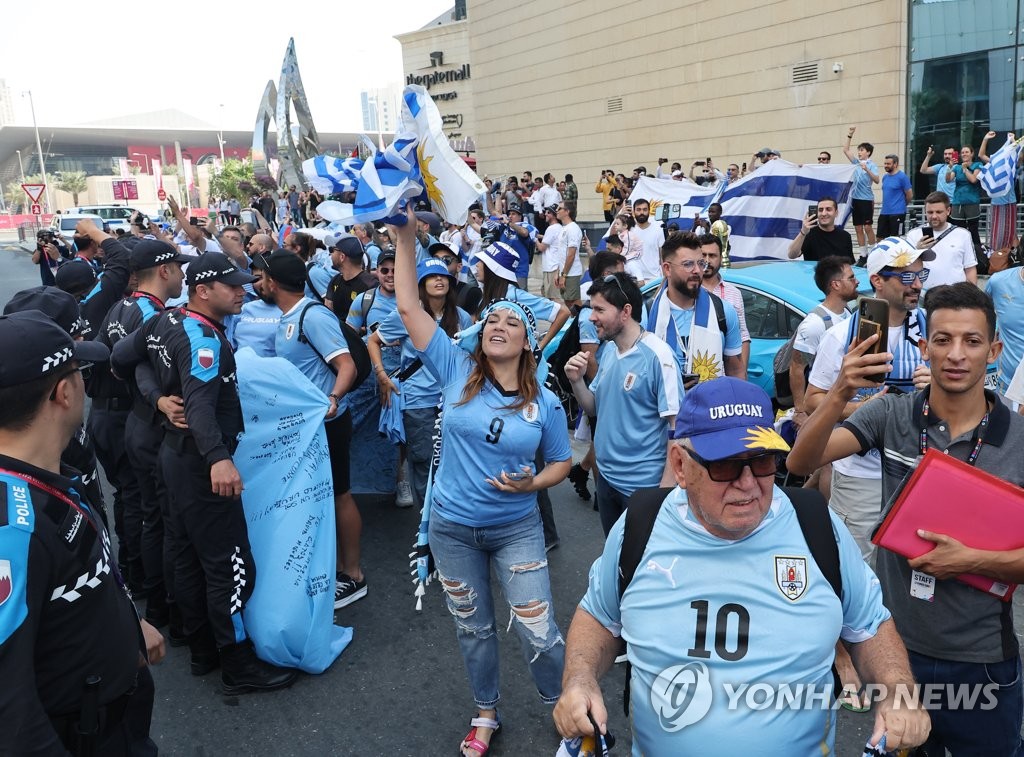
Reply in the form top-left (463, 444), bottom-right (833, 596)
top-left (130, 239), bottom-right (191, 271)
top-left (185, 252), bottom-right (257, 287)
top-left (0, 310), bottom-right (108, 388)
top-left (4, 286), bottom-right (87, 337)
top-left (673, 377), bottom-right (790, 458)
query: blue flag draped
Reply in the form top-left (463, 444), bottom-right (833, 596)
top-left (234, 347), bottom-right (352, 673)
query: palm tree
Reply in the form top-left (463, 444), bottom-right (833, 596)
top-left (4, 173), bottom-right (43, 214)
top-left (57, 171), bottom-right (88, 205)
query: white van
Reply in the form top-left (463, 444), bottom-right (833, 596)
top-left (51, 213), bottom-right (106, 246)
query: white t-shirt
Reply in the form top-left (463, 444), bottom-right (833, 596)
top-left (541, 224), bottom-right (565, 273)
top-left (560, 221), bottom-right (584, 277)
top-left (535, 184), bottom-right (562, 210)
top-left (905, 224), bottom-right (976, 289)
top-left (792, 304), bottom-right (850, 361)
top-left (633, 221), bottom-right (665, 281)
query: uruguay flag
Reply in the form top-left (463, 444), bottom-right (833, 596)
top-left (628, 160), bottom-right (856, 262)
top-left (980, 138), bottom-right (1022, 199)
top-left (302, 85), bottom-right (486, 227)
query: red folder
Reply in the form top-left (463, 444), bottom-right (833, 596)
top-left (872, 448), bottom-right (1024, 601)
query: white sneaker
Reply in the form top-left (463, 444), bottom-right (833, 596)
top-left (396, 480), bottom-right (414, 508)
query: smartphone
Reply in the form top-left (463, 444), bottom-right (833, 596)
top-left (189, 217), bottom-right (201, 226)
top-left (857, 297), bottom-right (890, 384)
top-left (682, 373), bottom-right (699, 385)
top-left (694, 160), bottom-right (705, 166)
top-left (658, 204), bottom-right (672, 222)
top-left (706, 157), bottom-right (712, 165)
top-left (921, 227), bottom-right (934, 239)
top-left (742, 162), bottom-right (747, 171)
top-left (505, 471), bottom-right (532, 481)
top-left (807, 204), bottom-right (818, 219)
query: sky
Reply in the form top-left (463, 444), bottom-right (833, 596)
top-left (2, 0), bottom-right (454, 133)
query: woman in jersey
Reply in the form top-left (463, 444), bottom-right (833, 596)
top-left (369, 254), bottom-right (472, 508)
top-left (393, 207), bottom-right (572, 757)
top-left (473, 241), bottom-right (571, 350)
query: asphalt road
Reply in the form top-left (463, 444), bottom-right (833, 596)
top-left (0, 243), bottom-right (1018, 756)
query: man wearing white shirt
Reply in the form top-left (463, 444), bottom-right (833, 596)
top-left (904, 191), bottom-right (977, 289)
top-left (555, 201), bottom-right (584, 308)
top-left (535, 206), bottom-right (565, 302)
top-left (630, 198), bottom-right (665, 284)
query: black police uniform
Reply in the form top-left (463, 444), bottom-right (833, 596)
top-left (94, 290), bottom-right (171, 623)
top-left (112, 305), bottom-right (253, 653)
top-left (71, 238), bottom-right (133, 341)
top-left (0, 456), bottom-right (156, 756)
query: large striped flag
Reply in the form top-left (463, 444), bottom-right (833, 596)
top-left (979, 138), bottom-right (1022, 199)
top-left (628, 159), bottom-right (856, 261)
top-left (302, 85), bottom-right (486, 226)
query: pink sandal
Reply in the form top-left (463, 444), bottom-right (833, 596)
top-left (459, 714), bottom-right (501, 756)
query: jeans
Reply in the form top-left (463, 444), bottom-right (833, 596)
top-left (429, 508), bottom-right (564, 708)
top-left (909, 650), bottom-right (1024, 757)
top-left (595, 474), bottom-right (630, 536)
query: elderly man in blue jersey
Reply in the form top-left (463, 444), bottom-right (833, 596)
top-left (565, 273), bottom-right (683, 535)
top-left (554, 377), bottom-right (930, 755)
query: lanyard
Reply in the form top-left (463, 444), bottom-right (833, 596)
top-left (179, 307), bottom-right (223, 334)
top-left (919, 397), bottom-right (989, 466)
top-left (131, 291), bottom-right (165, 310)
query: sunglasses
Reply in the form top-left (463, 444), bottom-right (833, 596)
top-left (685, 447), bottom-right (777, 483)
top-left (878, 268), bottom-right (930, 285)
top-left (601, 274), bottom-right (629, 296)
top-left (435, 255), bottom-right (456, 266)
top-left (378, 267), bottom-right (394, 274)
top-left (817, 157), bottom-right (829, 162)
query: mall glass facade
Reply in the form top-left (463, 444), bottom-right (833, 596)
top-left (908, 0), bottom-right (1022, 197)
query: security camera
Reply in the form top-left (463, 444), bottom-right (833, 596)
top-left (832, 62), bottom-right (844, 74)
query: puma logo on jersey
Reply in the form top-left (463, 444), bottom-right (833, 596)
top-left (645, 557), bottom-right (678, 588)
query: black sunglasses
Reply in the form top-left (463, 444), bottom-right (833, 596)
top-left (377, 267), bottom-right (395, 274)
top-left (435, 255), bottom-right (456, 266)
top-left (685, 446), bottom-right (777, 483)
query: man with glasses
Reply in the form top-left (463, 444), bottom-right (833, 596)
top-left (564, 272), bottom-right (683, 535)
top-left (648, 232), bottom-right (744, 386)
top-left (806, 237), bottom-right (934, 562)
top-left (818, 151), bottom-right (832, 164)
top-left (555, 377), bottom-right (929, 756)
top-left (787, 197), bottom-right (854, 262)
top-left (905, 191), bottom-right (977, 289)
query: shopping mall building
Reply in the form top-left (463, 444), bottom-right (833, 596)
top-left (399, 0), bottom-right (1021, 220)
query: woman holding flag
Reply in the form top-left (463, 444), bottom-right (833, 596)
top-left (392, 204), bottom-right (572, 757)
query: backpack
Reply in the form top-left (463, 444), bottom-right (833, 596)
top-left (616, 486), bottom-right (842, 716)
top-left (297, 301), bottom-right (372, 392)
top-left (544, 306), bottom-right (584, 422)
top-left (772, 305), bottom-right (834, 408)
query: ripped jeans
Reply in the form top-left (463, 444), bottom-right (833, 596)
top-left (429, 507), bottom-right (564, 709)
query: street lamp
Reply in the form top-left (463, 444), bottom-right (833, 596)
top-left (21, 90), bottom-right (52, 213)
top-left (15, 149), bottom-right (26, 184)
top-left (218, 103), bottom-right (226, 164)
top-left (130, 152), bottom-right (152, 174)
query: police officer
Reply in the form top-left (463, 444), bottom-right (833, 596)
top-left (112, 253), bottom-right (298, 693)
top-left (95, 240), bottom-right (191, 632)
top-left (55, 219), bottom-right (132, 341)
top-left (3, 287), bottom-right (106, 515)
top-left (0, 310), bottom-right (165, 756)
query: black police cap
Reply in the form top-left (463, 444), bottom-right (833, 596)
top-left (4, 286), bottom-right (87, 337)
top-left (0, 310), bottom-right (108, 388)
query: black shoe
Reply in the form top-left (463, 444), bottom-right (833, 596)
top-left (188, 628), bottom-right (221, 676)
top-left (220, 641), bottom-right (299, 695)
top-left (568, 463), bottom-right (591, 501)
top-left (144, 592), bottom-right (170, 628)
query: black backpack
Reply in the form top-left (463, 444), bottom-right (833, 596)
top-left (616, 486), bottom-right (842, 715)
top-left (544, 306), bottom-right (584, 421)
top-left (297, 301), bottom-right (372, 391)
top-left (772, 305), bottom-right (834, 408)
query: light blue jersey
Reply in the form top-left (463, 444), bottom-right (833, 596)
top-left (418, 327), bottom-right (571, 527)
top-left (376, 308), bottom-right (472, 409)
top-left (850, 157), bottom-right (879, 201)
top-left (276, 298), bottom-right (350, 414)
top-left (987, 269), bottom-right (1024, 391)
top-left (665, 299), bottom-right (743, 369)
top-left (230, 299), bottom-right (281, 357)
top-left (505, 284), bottom-right (560, 323)
top-left (346, 287), bottom-right (397, 335)
top-left (590, 332), bottom-right (682, 494)
top-left (306, 262), bottom-right (335, 302)
top-left (581, 486), bottom-right (890, 756)
top-left (578, 307), bottom-right (599, 345)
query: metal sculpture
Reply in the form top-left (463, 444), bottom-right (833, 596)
top-left (252, 39), bottom-right (320, 189)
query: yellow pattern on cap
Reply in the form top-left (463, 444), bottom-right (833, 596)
top-left (742, 426), bottom-right (791, 452)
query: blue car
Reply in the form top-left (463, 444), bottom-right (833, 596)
top-left (544, 261), bottom-right (872, 398)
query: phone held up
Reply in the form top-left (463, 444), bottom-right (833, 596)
top-left (921, 227), bottom-right (935, 239)
top-left (857, 297), bottom-right (890, 384)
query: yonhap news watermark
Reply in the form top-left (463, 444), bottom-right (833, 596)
top-left (650, 662), bottom-right (999, 732)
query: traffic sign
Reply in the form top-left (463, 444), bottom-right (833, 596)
top-left (157, 188), bottom-right (167, 201)
top-left (30, 203), bottom-right (41, 215)
top-left (22, 183), bottom-right (45, 203)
